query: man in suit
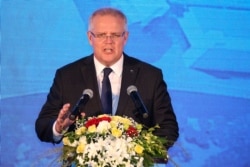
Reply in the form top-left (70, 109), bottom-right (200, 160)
top-left (35, 7), bottom-right (179, 148)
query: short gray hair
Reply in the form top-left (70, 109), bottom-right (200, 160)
top-left (88, 7), bottom-right (128, 31)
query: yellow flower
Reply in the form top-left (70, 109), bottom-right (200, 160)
top-left (123, 123), bottom-right (129, 130)
top-left (88, 125), bottom-right (96, 133)
top-left (75, 126), bottom-right (86, 135)
top-left (136, 124), bottom-right (143, 130)
top-left (62, 137), bottom-right (70, 146)
top-left (111, 127), bottom-right (122, 137)
top-left (110, 120), bottom-right (118, 128)
top-left (111, 115), bottom-right (120, 122)
top-left (134, 144), bottom-right (144, 154)
top-left (112, 116), bottom-right (132, 125)
top-left (120, 117), bottom-right (132, 125)
top-left (76, 142), bottom-right (85, 153)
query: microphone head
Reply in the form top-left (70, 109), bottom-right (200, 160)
top-left (83, 89), bottom-right (94, 98)
top-left (127, 85), bottom-right (138, 95)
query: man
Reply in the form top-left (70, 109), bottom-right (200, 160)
top-left (35, 7), bottom-right (179, 148)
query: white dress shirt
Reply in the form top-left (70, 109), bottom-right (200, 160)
top-left (94, 55), bottom-right (123, 115)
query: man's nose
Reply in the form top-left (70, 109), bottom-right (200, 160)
top-left (104, 36), bottom-right (114, 43)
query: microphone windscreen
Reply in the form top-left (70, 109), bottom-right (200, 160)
top-left (127, 85), bottom-right (137, 95)
top-left (83, 89), bottom-right (94, 98)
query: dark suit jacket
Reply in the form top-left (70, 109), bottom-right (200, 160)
top-left (35, 53), bottom-right (179, 147)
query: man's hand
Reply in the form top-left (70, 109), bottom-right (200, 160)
top-left (55, 103), bottom-right (75, 134)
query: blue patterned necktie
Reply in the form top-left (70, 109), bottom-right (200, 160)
top-left (101, 67), bottom-right (113, 115)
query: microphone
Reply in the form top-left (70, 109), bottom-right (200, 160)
top-left (127, 85), bottom-right (149, 119)
top-left (69, 89), bottom-right (93, 120)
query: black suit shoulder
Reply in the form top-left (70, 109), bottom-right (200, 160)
top-left (57, 55), bottom-right (93, 72)
top-left (124, 54), bottom-right (162, 73)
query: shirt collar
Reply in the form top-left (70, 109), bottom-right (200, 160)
top-left (94, 55), bottom-right (124, 77)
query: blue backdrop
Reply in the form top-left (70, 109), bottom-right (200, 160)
top-left (2, 0), bottom-right (250, 166)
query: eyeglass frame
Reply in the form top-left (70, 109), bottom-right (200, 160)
top-left (89, 31), bottom-right (126, 40)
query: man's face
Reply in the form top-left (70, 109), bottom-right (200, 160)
top-left (87, 15), bottom-right (129, 66)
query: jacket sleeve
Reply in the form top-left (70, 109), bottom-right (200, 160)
top-left (152, 69), bottom-right (179, 147)
top-left (35, 69), bottom-right (64, 143)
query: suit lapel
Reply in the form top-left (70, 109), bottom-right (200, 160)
top-left (80, 56), bottom-right (103, 115)
top-left (116, 55), bottom-right (140, 115)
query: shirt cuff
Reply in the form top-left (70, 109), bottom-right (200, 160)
top-left (52, 121), bottom-right (64, 142)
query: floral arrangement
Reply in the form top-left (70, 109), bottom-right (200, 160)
top-left (61, 114), bottom-right (168, 167)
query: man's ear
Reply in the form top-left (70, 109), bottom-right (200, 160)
top-left (123, 31), bottom-right (129, 44)
top-left (87, 31), bottom-right (93, 45)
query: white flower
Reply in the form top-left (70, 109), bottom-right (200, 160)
top-left (79, 136), bottom-right (87, 145)
top-left (96, 121), bottom-right (111, 133)
top-left (76, 155), bottom-right (84, 165)
top-left (138, 157), bottom-right (144, 167)
top-left (68, 140), bottom-right (78, 147)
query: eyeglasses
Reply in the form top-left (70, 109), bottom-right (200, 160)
top-left (89, 31), bottom-right (125, 41)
